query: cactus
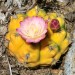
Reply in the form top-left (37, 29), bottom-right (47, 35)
top-left (5, 6), bottom-right (71, 67)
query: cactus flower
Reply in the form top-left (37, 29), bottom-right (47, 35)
top-left (50, 19), bottom-right (60, 31)
top-left (17, 16), bottom-right (47, 43)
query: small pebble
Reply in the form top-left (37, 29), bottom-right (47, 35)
top-left (0, 26), bottom-right (7, 35)
top-left (57, 0), bottom-right (69, 6)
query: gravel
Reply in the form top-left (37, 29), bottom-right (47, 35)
top-left (64, 31), bottom-right (75, 75)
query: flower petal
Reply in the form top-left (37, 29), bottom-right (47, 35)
top-left (17, 16), bottom-right (48, 43)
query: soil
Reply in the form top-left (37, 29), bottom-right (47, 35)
top-left (0, 0), bottom-right (75, 75)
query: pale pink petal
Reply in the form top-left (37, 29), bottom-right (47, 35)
top-left (17, 16), bottom-right (48, 43)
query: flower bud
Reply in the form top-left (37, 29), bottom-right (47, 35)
top-left (50, 19), bottom-right (60, 31)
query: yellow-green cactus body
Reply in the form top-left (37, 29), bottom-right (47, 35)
top-left (26, 6), bottom-right (46, 18)
top-left (52, 52), bottom-right (62, 64)
top-left (5, 6), bottom-right (71, 67)
top-left (26, 6), bottom-right (37, 17)
top-left (6, 31), bottom-right (40, 63)
top-left (60, 33), bottom-right (71, 54)
top-left (51, 30), bottom-right (67, 45)
top-left (40, 42), bottom-right (59, 65)
top-left (48, 22), bottom-right (54, 35)
top-left (37, 9), bottom-right (46, 18)
top-left (57, 17), bottom-right (65, 29)
top-left (8, 14), bottom-right (25, 31)
top-left (48, 13), bottom-right (57, 19)
top-left (40, 36), bottom-right (50, 48)
top-left (44, 15), bottom-right (49, 20)
top-left (16, 43), bottom-right (40, 63)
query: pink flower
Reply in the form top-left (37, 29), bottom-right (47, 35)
top-left (17, 17), bottom-right (48, 43)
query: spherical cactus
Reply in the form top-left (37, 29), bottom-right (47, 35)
top-left (5, 6), bottom-right (71, 67)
